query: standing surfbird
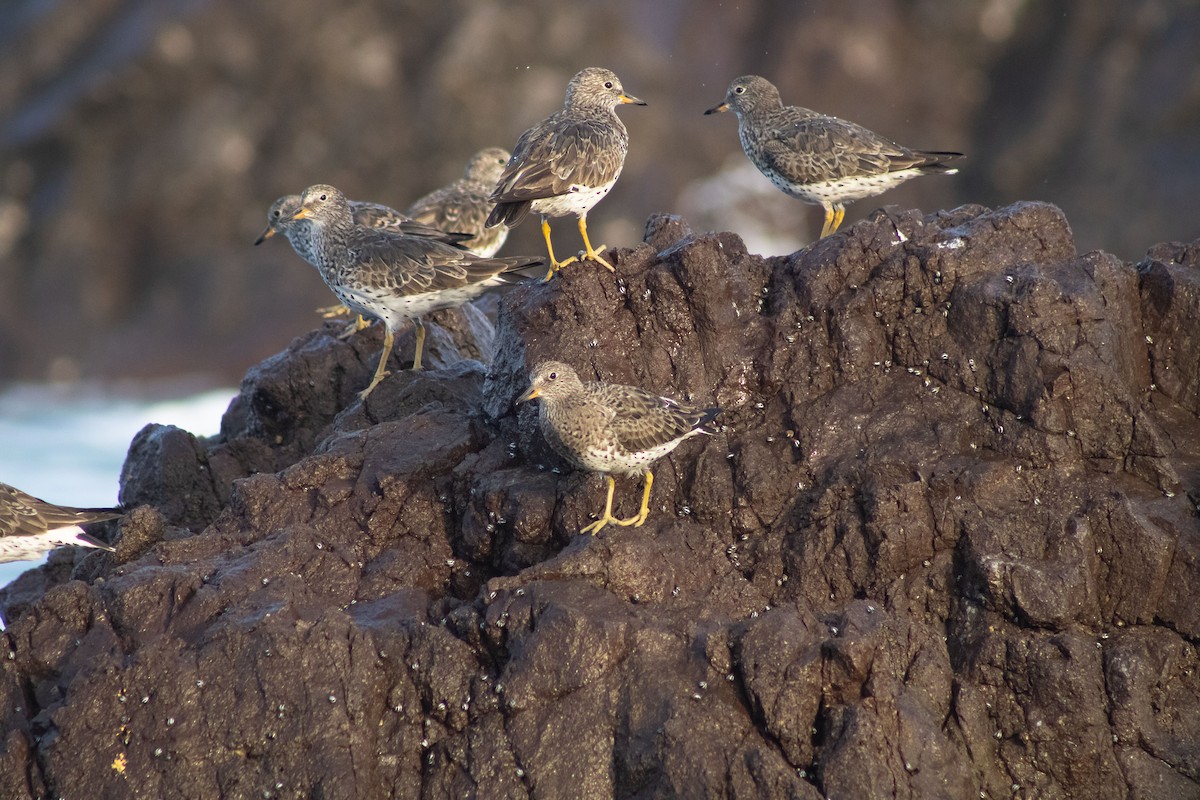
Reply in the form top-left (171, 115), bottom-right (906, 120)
top-left (293, 184), bottom-right (543, 399)
top-left (256, 194), bottom-right (472, 326)
top-left (519, 361), bottom-right (719, 535)
top-left (486, 67), bottom-right (646, 279)
top-left (705, 75), bottom-right (962, 238)
top-left (255, 194), bottom-right (468, 253)
top-left (406, 147), bottom-right (512, 257)
top-left (0, 482), bottom-right (118, 564)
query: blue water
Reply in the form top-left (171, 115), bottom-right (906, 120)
top-left (0, 383), bottom-right (235, 588)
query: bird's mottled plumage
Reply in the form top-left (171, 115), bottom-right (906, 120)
top-left (0, 482), bottom-right (118, 564)
top-left (706, 75), bottom-right (962, 238)
top-left (520, 361), bottom-right (718, 534)
top-left (487, 68), bottom-right (646, 277)
top-left (255, 194), bottom-right (468, 258)
top-left (294, 184), bottom-right (542, 398)
top-left (258, 193), bottom-right (470, 326)
top-left (406, 147), bottom-right (512, 257)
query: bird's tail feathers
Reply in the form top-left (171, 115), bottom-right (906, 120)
top-left (75, 531), bottom-right (116, 552)
top-left (914, 151), bottom-right (964, 174)
top-left (485, 201), bottom-right (532, 229)
top-left (696, 406), bottom-right (722, 433)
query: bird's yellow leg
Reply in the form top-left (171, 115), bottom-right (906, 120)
top-left (541, 217), bottom-right (577, 281)
top-left (581, 476), bottom-right (621, 535)
top-left (616, 470), bottom-right (654, 527)
top-left (411, 319), bottom-right (425, 371)
top-left (819, 205), bottom-right (837, 238)
top-left (359, 327), bottom-right (394, 400)
top-left (831, 204), bottom-right (846, 234)
top-left (578, 214), bottom-right (614, 271)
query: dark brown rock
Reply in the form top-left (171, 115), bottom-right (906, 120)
top-left (2, 205), bottom-right (1199, 798)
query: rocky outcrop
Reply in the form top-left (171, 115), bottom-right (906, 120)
top-left (2, 204), bottom-right (1199, 798)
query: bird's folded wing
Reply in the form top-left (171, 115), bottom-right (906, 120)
top-left (491, 118), bottom-right (621, 203)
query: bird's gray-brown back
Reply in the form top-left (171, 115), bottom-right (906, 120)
top-left (293, 184), bottom-right (540, 322)
top-left (405, 147), bottom-right (512, 256)
top-left (259, 194), bottom-right (469, 266)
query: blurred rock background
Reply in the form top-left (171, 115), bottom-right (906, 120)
top-left (0, 0), bottom-right (1196, 385)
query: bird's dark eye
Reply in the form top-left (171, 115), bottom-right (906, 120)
top-left (604, 81), bottom-right (613, 89)
top-left (548, 372), bottom-right (558, 381)
top-left (319, 193), bottom-right (327, 201)
top-left (735, 86), bottom-right (745, 94)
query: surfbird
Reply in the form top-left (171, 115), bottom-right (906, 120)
top-left (406, 147), bottom-right (512, 257)
top-left (255, 194), bottom-right (468, 253)
top-left (256, 194), bottom-right (472, 326)
top-left (705, 75), bottom-right (962, 238)
top-left (0, 482), bottom-right (118, 564)
top-left (486, 67), bottom-right (646, 279)
top-left (519, 361), bottom-right (719, 535)
top-left (293, 184), bottom-right (543, 399)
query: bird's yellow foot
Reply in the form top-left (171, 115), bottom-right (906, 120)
top-left (579, 475), bottom-right (649, 535)
top-left (583, 244), bottom-right (615, 272)
top-left (358, 370), bottom-right (390, 400)
top-left (337, 315), bottom-right (370, 340)
top-left (318, 303), bottom-right (352, 318)
top-left (580, 510), bottom-right (643, 535)
top-left (543, 255), bottom-right (579, 282)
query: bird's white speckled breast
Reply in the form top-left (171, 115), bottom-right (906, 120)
top-left (0, 529), bottom-right (82, 563)
top-left (337, 281), bottom-right (502, 329)
top-left (531, 179), bottom-right (618, 219)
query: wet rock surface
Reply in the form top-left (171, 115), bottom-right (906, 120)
top-left (2, 204), bottom-right (1199, 798)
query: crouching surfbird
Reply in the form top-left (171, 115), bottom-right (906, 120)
top-left (486, 67), bottom-right (645, 280)
top-left (406, 147), bottom-right (512, 257)
top-left (706, 74), bottom-right (962, 238)
top-left (293, 184), bottom-right (543, 399)
top-left (520, 361), bottom-right (719, 535)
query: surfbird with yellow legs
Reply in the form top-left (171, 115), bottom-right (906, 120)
top-left (486, 68), bottom-right (645, 280)
top-left (293, 184), bottom-right (542, 399)
top-left (706, 75), bottom-right (962, 238)
top-left (406, 147), bottom-right (512, 257)
top-left (520, 361), bottom-right (719, 536)
top-left (255, 194), bottom-right (472, 328)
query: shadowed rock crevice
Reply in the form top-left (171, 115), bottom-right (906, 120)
top-left (1, 203), bottom-right (1199, 798)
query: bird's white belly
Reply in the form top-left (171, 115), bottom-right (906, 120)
top-left (337, 281), bottom-right (502, 330)
top-left (579, 439), bottom-right (683, 478)
top-left (0, 528), bottom-right (84, 563)
top-left (774, 168), bottom-right (927, 206)
top-left (531, 179), bottom-right (618, 218)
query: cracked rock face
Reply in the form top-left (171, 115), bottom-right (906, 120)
top-left (2, 204), bottom-right (1199, 799)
